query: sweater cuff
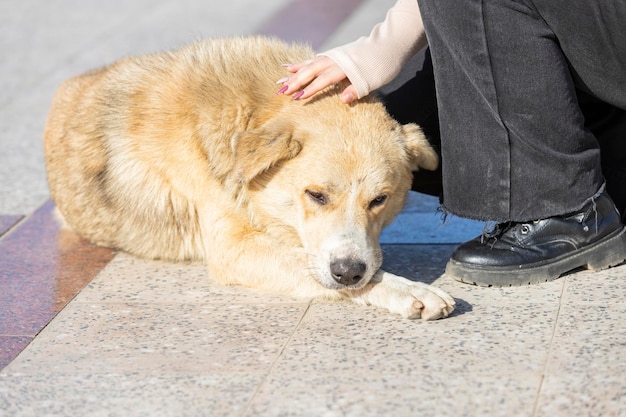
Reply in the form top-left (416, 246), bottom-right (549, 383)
top-left (318, 0), bottom-right (426, 99)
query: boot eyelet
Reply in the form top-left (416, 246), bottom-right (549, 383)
top-left (521, 225), bottom-right (530, 234)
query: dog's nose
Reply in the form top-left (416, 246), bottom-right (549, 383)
top-left (330, 258), bottom-right (367, 286)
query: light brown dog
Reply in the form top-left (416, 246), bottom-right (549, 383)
top-left (44, 36), bottom-right (454, 320)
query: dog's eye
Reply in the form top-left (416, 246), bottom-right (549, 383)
top-left (306, 190), bottom-right (328, 205)
top-left (369, 194), bottom-right (388, 209)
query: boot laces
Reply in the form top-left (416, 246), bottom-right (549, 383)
top-left (481, 221), bottom-right (516, 246)
top-left (480, 195), bottom-right (600, 246)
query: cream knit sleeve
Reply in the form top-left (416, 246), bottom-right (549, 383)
top-left (319, 0), bottom-right (427, 99)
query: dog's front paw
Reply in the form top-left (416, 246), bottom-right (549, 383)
top-left (402, 281), bottom-right (455, 320)
top-left (353, 271), bottom-right (455, 320)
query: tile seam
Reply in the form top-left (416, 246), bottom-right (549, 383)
top-left (530, 279), bottom-right (567, 417)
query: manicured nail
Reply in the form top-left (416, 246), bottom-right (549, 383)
top-left (276, 85), bottom-right (289, 95)
top-left (276, 77), bottom-right (289, 84)
top-left (292, 91), bottom-right (304, 100)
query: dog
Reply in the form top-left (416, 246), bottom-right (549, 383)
top-left (43, 36), bottom-right (455, 320)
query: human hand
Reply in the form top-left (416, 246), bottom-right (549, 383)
top-left (276, 55), bottom-right (358, 103)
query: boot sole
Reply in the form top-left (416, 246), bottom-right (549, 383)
top-left (446, 226), bottom-right (626, 287)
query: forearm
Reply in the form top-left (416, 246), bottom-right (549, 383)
top-left (319, 0), bottom-right (427, 99)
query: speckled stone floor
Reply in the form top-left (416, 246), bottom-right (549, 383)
top-left (1, 1), bottom-right (625, 416)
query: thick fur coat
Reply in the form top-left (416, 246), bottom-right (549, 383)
top-left (44, 36), bottom-right (454, 320)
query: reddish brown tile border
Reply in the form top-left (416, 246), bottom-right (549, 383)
top-left (0, 201), bottom-right (115, 368)
top-left (256, 0), bottom-right (367, 49)
top-left (0, 216), bottom-right (23, 238)
top-left (0, 0), bottom-right (365, 371)
top-left (0, 337), bottom-right (32, 370)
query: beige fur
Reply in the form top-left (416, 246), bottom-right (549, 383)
top-left (44, 36), bottom-right (454, 320)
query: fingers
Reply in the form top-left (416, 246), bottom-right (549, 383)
top-left (282, 59), bottom-right (313, 73)
top-left (340, 85), bottom-right (358, 104)
top-left (276, 56), bottom-right (352, 101)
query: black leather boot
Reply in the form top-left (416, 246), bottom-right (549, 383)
top-left (446, 189), bottom-right (626, 287)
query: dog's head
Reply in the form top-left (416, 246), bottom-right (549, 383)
top-left (230, 96), bottom-right (438, 290)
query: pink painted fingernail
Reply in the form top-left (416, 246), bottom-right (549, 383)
top-left (276, 77), bottom-right (289, 84)
top-left (276, 85), bottom-right (289, 95)
top-left (292, 91), bottom-right (304, 100)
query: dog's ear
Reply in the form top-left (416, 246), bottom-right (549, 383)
top-left (401, 123), bottom-right (439, 171)
top-left (229, 120), bottom-right (302, 185)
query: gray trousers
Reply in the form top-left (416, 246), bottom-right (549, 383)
top-left (390, 0), bottom-right (626, 222)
